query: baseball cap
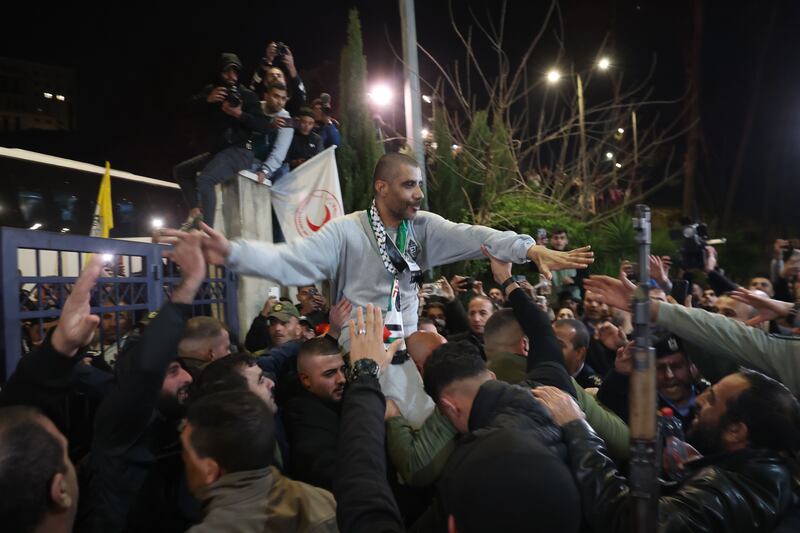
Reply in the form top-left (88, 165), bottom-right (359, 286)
top-left (267, 302), bottom-right (300, 322)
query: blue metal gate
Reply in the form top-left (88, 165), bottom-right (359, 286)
top-left (0, 227), bottom-right (239, 381)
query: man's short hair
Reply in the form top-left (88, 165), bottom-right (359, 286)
top-left (553, 319), bottom-right (590, 350)
top-left (483, 309), bottom-right (524, 350)
top-left (186, 391), bottom-right (275, 473)
top-left (179, 316), bottom-right (227, 356)
top-left (298, 336), bottom-right (340, 360)
top-left (418, 317), bottom-right (435, 328)
top-left (0, 407), bottom-right (67, 533)
top-left (423, 341), bottom-right (487, 402)
top-left (723, 368), bottom-right (800, 454)
top-left (267, 82), bottom-right (287, 93)
top-left (372, 152), bottom-right (420, 184)
top-left (192, 353), bottom-right (255, 400)
top-left (551, 227), bottom-right (568, 236)
top-left (296, 107), bottom-right (314, 119)
top-left (468, 293), bottom-right (498, 310)
top-left (424, 302), bottom-right (446, 313)
top-left (181, 316), bottom-right (226, 343)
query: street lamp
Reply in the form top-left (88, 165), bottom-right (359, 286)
top-left (597, 57), bottom-right (611, 71)
top-left (151, 217), bottom-right (164, 229)
top-left (617, 127), bottom-right (625, 134)
top-left (615, 162), bottom-right (622, 169)
top-left (546, 69), bottom-right (561, 84)
top-left (368, 84), bottom-right (394, 107)
top-left (606, 152), bottom-right (614, 160)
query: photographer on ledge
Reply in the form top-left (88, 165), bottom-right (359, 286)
top-left (174, 53), bottom-right (272, 229)
top-left (250, 41), bottom-right (307, 117)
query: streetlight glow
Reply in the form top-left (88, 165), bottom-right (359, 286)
top-left (368, 84), bottom-right (393, 107)
top-left (605, 152), bottom-right (614, 160)
top-left (55, 94), bottom-right (66, 102)
top-left (617, 127), bottom-right (625, 134)
top-left (151, 217), bottom-right (164, 229)
top-left (43, 92), bottom-right (53, 99)
top-left (422, 95), bottom-right (432, 104)
top-left (546, 69), bottom-right (561, 83)
top-left (60, 227), bottom-right (70, 233)
top-left (615, 162), bottom-right (622, 169)
top-left (598, 57), bottom-right (611, 70)
top-left (102, 254), bottom-right (114, 262)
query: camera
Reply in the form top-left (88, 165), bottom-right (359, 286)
top-left (225, 82), bottom-right (242, 107)
top-left (275, 42), bottom-right (289, 62)
top-left (669, 218), bottom-right (725, 270)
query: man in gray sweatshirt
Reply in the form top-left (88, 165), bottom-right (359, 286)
top-left (178, 152), bottom-right (593, 424)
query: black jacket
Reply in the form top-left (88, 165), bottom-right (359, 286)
top-left (286, 131), bottom-right (322, 168)
top-left (283, 384), bottom-right (341, 491)
top-left (563, 419), bottom-right (795, 533)
top-left (189, 72), bottom-right (272, 154)
top-left (80, 302), bottom-right (199, 533)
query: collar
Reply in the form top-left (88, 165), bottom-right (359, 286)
top-left (199, 466), bottom-right (274, 511)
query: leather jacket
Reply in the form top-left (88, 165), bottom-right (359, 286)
top-left (563, 419), bottom-right (794, 532)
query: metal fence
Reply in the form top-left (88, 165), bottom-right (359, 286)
top-left (0, 227), bottom-right (239, 381)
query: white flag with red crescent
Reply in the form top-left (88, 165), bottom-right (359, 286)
top-left (270, 145), bottom-right (344, 243)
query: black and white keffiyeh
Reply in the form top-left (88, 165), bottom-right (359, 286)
top-left (369, 199), bottom-right (399, 276)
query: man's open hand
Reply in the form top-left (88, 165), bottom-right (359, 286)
top-left (51, 256), bottom-right (103, 357)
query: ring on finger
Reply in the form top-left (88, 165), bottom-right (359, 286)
top-left (358, 328), bottom-right (367, 336)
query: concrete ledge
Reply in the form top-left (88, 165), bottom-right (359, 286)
top-left (215, 176), bottom-right (278, 342)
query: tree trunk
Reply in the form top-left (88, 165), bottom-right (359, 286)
top-left (682, 0), bottom-right (703, 219)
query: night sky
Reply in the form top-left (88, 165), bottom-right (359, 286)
top-left (1, 0), bottom-right (798, 233)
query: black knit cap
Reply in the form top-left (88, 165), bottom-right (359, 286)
top-left (446, 427), bottom-right (581, 533)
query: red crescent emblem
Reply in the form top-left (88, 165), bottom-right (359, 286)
top-left (306, 205), bottom-right (332, 232)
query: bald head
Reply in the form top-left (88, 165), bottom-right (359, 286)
top-left (407, 331), bottom-right (447, 375)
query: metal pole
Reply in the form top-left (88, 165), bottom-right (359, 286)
top-left (399, 0), bottom-right (428, 209)
top-left (576, 74), bottom-right (591, 213)
top-left (629, 204), bottom-right (658, 532)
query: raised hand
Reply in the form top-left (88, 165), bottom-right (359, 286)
top-left (199, 222), bottom-right (232, 265)
top-left (527, 245), bottom-right (594, 281)
top-left (51, 256), bottom-right (104, 357)
top-left (531, 385), bottom-right (585, 426)
top-left (583, 275), bottom-right (635, 312)
top-left (348, 304), bottom-right (401, 371)
top-left (160, 229), bottom-right (207, 303)
top-left (328, 297), bottom-right (353, 340)
top-left (481, 245), bottom-right (512, 285)
top-left (730, 287), bottom-right (793, 327)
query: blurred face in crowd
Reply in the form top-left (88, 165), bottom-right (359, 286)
top-left (221, 66), bottom-right (238, 85)
top-left (34, 415), bottom-right (80, 530)
top-left (488, 288), bottom-right (505, 306)
top-left (241, 363), bottom-right (278, 414)
top-left (716, 296), bottom-right (754, 322)
top-left (100, 308), bottom-right (131, 342)
top-left (749, 277), bottom-right (774, 297)
top-left (269, 316), bottom-right (301, 346)
top-left (702, 289), bottom-right (718, 309)
top-left (553, 323), bottom-right (586, 377)
top-left (297, 286), bottom-right (322, 313)
top-left (264, 87), bottom-right (288, 114)
top-left (468, 298), bottom-right (495, 335)
top-left (656, 352), bottom-right (694, 406)
top-left (550, 231), bottom-right (568, 251)
top-left (311, 103), bottom-right (325, 123)
top-left (160, 361), bottom-right (193, 418)
top-left (556, 307), bottom-right (575, 320)
top-left (298, 115), bottom-right (316, 136)
top-left (266, 67), bottom-right (285, 86)
top-left (300, 322), bottom-right (316, 340)
top-left (687, 373), bottom-right (751, 455)
top-left (375, 164), bottom-right (424, 222)
top-left (298, 353), bottom-right (346, 402)
top-left (649, 288), bottom-right (667, 303)
top-left (583, 291), bottom-right (609, 322)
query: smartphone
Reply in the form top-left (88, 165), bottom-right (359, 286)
top-left (460, 277), bottom-right (475, 290)
top-left (514, 275), bottom-right (528, 283)
top-left (268, 287), bottom-right (280, 299)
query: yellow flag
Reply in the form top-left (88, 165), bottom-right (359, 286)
top-left (90, 161), bottom-right (114, 238)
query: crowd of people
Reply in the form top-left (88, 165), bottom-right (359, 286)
top-left (3, 147), bottom-right (800, 532)
top-left (173, 42), bottom-right (340, 231)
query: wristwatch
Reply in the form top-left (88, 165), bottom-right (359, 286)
top-left (501, 276), bottom-right (518, 292)
top-left (347, 358), bottom-right (380, 383)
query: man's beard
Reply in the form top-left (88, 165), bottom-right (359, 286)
top-left (686, 419), bottom-right (724, 455)
top-left (157, 386), bottom-right (190, 421)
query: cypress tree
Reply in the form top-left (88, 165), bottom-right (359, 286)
top-left (337, 8), bottom-right (383, 213)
